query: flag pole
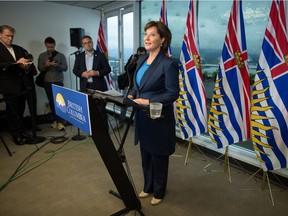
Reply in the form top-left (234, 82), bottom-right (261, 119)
top-left (184, 137), bottom-right (209, 166)
top-left (262, 171), bottom-right (275, 206)
top-left (202, 146), bottom-right (232, 183)
top-left (184, 138), bottom-right (192, 166)
top-left (224, 146), bottom-right (231, 182)
top-left (177, 0), bottom-right (208, 166)
top-left (240, 169), bottom-right (279, 206)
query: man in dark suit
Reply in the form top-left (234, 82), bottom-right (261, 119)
top-left (0, 25), bottom-right (37, 145)
top-left (73, 35), bottom-right (111, 130)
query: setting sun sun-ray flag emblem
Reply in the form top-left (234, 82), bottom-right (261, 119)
top-left (251, 0), bottom-right (288, 171)
top-left (175, 0), bottom-right (207, 139)
top-left (208, 0), bottom-right (250, 149)
top-left (96, 17), bottom-right (114, 90)
top-left (159, 0), bottom-right (172, 57)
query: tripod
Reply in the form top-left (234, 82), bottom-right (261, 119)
top-left (0, 133), bottom-right (12, 156)
top-left (0, 88), bottom-right (45, 145)
top-left (0, 97), bottom-right (13, 156)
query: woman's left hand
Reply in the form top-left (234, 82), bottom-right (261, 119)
top-left (133, 98), bottom-right (149, 105)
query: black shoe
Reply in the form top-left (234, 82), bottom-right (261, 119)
top-left (13, 136), bottom-right (26, 145)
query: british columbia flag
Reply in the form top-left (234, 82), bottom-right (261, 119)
top-left (208, 0), bottom-right (250, 149)
top-left (159, 0), bottom-right (172, 57)
top-left (251, 0), bottom-right (288, 171)
top-left (96, 17), bottom-right (114, 90)
top-left (175, 0), bottom-right (207, 139)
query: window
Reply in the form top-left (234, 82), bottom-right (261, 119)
top-left (106, 7), bottom-right (134, 90)
top-left (141, 0), bottom-right (271, 153)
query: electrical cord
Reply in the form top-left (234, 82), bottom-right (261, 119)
top-left (44, 129), bottom-right (69, 144)
top-left (50, 136), bottom-right (69, 144)
top-left (0, 140), bottom-right (50, 191)
top-left (0, 131), bottom-right (70, 191)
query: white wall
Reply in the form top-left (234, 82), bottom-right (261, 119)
top-left (0, 1), bottom-right (100, 115)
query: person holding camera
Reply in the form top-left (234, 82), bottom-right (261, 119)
top-left (37, 36), bottom-right (67, 130)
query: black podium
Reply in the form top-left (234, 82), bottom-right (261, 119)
top-left (88, 93), bottom-right (146, 216)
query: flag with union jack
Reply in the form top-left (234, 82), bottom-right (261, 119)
top-left (159, 0), bottom-right (172, 57)
top-left (251, 0), bottom-right (288, 171)
top-left (175, 0), bottom-right (207, 139)
top-left (208, 0), bottom-right (250, 149)
top-left (96, 17), bottom-right (114, 90)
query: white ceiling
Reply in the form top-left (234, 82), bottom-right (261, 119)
top-left (49, 1), bottom-right (117, 10)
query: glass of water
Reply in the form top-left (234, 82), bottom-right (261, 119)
top-left (149, 102), bottom-right (163, 119)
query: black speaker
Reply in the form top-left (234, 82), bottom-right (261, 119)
top-left (70, 28), bottom-right (85, 49)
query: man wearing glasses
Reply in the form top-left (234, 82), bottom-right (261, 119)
top-left (0, 25), bottom-right (37, 145)
top-left (73, 35), bottom-right (111, 130)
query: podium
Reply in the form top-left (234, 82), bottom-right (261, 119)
top-left (88, 92), bottom-right (147, 216)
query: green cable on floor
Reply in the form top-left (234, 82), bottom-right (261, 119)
top-left (0, 138), bottom-right (94, 191)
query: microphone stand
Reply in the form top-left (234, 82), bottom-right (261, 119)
top-left (71, 49), bottom-right (86, 141)
top-left (117, 57), bottom-right (136, 160)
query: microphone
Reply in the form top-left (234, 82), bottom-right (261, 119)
top-left (70, 50), bottom-right (81, 56)
top-left (125, 54), bottom-right (139, 97)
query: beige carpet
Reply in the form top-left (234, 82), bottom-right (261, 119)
top-left (0, 121), bottom-right (288, 216)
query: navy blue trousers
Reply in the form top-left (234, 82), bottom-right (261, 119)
top-left (140, 147), bottom-right (169, 199)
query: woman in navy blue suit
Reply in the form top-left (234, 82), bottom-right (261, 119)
top-left (128, 21), bottom-right (179, 205)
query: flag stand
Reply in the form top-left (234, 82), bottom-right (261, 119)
top-left (240, 169), bottom-right (282, 206)
top-left (202, 146), bottom-right (232, 183)
top-left (184, 138), bottom-right (208, 166)
top-left (262, 171), bottom-right (274, 206)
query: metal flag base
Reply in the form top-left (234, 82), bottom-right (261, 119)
top-left (202, 146), bottom-right (232, 183)
top-left (184, 137), bottom-right (209, 166)
top-left (240, 169), bottom-right (284, 206)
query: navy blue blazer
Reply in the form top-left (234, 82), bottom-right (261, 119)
top-left (130, 51), bottom-right (179, 156)
top-left (73, 50), bottom-right (111, 92)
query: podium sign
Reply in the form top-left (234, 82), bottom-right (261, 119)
top-left (52, 84), bottom-right (91, 135)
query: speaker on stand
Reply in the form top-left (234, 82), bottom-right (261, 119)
top-left (69, 28), bottom-right (86, 141)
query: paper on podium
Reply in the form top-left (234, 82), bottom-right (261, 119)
top-left (88, 88), bottom-right (124, 103)
top-left (88, 88), bottom-right (148, 110)
top-left (96, 89), bottom-right (123, 97)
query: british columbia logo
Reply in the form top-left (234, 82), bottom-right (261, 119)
top-left (55, 93), bottom-right (86, 124)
